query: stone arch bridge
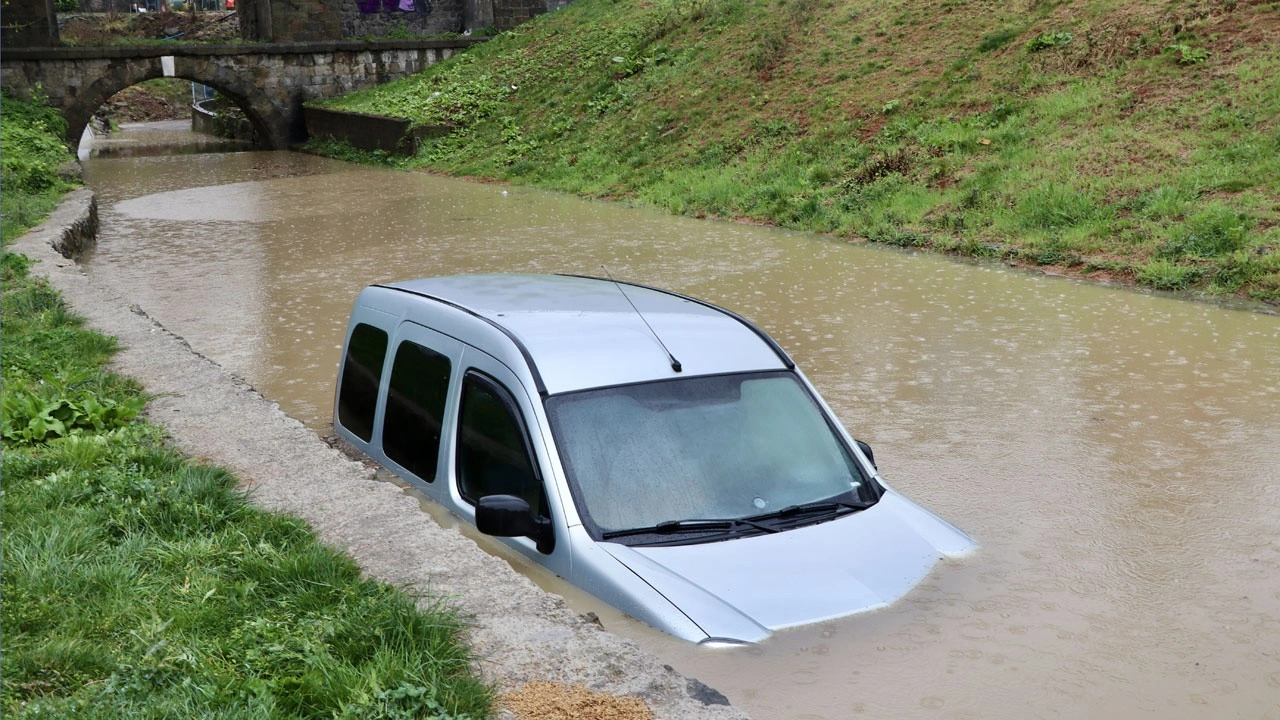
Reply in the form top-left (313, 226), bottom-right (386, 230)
top-left (1, 39), bottom-right (480, 150)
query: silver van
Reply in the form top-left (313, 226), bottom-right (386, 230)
top-left (334, 274), bottom-right (974, 644)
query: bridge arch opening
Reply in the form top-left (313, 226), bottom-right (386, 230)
top-left (69, 61), bottom-right (283, 152)
top-left (83, 79), bottom-right (255, 152)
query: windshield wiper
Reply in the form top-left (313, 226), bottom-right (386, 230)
top-left (601, 500), bottom-right (871, 542)
top-left (745, 499), bottom-right (872, 527)
top-left (602, 516), bottom-right (779, 541)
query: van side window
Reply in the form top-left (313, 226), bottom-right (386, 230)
top-left (336, 323), bottom-right (388, 442)
top-left (383, 341), bottom-right (452, 482)
top-left (456, 372), bottom-right (547, 518)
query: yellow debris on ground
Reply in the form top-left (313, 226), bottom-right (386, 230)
top-left (503, 681), bottom-right (655, 720)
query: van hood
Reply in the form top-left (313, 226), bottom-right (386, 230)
top-left (598, 491), bottom-right (975, 643)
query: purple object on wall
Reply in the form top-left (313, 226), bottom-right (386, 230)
top-left (357, 0), bottom-right (431, 13)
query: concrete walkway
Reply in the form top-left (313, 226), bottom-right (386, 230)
top-left (11, 188), bottom-right (750, 720)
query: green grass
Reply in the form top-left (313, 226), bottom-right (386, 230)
top-left (1, 91), bottom-right (79, 243)
top-left (1, 255), bottom-right (494, 719)
top-left (311, 0), bottom-right (1280, 303)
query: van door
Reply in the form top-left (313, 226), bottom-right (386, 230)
top-left (451, 348), bottom-right (570, 573)
top-left (374, 322), bottom-right (466, 505)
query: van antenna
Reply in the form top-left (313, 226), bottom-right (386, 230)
top-left (601, 266), bottom-right (682, 373)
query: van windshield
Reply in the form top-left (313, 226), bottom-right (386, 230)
top-left (545, 372), bottom-right (876, 536)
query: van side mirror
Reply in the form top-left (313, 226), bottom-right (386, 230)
top-left (476, 494), bottom-right (555, 554)
top-left (855, 440), bottom-right (876, 469)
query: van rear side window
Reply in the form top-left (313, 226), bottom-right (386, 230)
top-left (337, 323), bottom-right (388, 442)
top-left (383, 341), bottom-right (452, 482)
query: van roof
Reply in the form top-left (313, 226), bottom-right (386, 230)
top-left (380, 274), bottom-right (792, 395)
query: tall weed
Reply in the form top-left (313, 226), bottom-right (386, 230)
top-left (1157, 204), bottom-right (1252, 258)
top-left (1017, 184), bottom-right (1104, 229)
top-left (1136, 258), bottom-right (1203, 290)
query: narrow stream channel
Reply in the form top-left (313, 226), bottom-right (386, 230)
top-left (79, 125), bottom-right (1280, 720)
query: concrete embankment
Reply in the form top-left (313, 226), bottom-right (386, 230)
top-left (11, 187), bottom-right (750, 720)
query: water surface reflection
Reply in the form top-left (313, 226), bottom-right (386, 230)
top-left (81, 134), bottom-right (1280, 720)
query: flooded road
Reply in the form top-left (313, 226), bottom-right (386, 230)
top-left (80, 126), bottom-right (1280, 720)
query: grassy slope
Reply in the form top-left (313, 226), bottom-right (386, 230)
top-left (318, 0), bottom-right (1280, 302)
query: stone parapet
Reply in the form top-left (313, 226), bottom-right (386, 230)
top-left (0, 37), bottom-right (484, 60)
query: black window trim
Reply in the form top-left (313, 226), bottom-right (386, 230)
top-left (381, 337), bottom-right (453, 484)
top-left (336, 321), bottom-right (390, 444)
top-left (455, 368), bottom-right (550, 517)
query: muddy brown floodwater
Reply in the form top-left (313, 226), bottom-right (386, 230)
top-left (80, 125), bottom-right (1280, 720)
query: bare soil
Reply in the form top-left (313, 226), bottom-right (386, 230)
top-left (103, 85), bottom-right (190, 122)
top-left (59, 10), bottom-right (239, 45)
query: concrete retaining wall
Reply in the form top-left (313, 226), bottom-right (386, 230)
top-left (193, 98), bottom-right (258, 142)
top-left (304, 105), bottom-right (451, 154)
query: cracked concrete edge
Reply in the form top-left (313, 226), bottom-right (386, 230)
top-left (9, 188), bottom-right (751, 720)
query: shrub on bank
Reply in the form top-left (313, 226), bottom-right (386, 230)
top-left (1, 90), bottom-right (78, 243)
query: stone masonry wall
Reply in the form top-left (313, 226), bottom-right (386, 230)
top-left (240, 0), bottom-right (341, 41)
top-left (339, 0), bottom-right (464, 38)
top-left (493, 0), bottom-right (547, 31)
top-left (270, 0), bottom-right (342, 40)
top-left (340, 0), bottom-right (565, 38)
